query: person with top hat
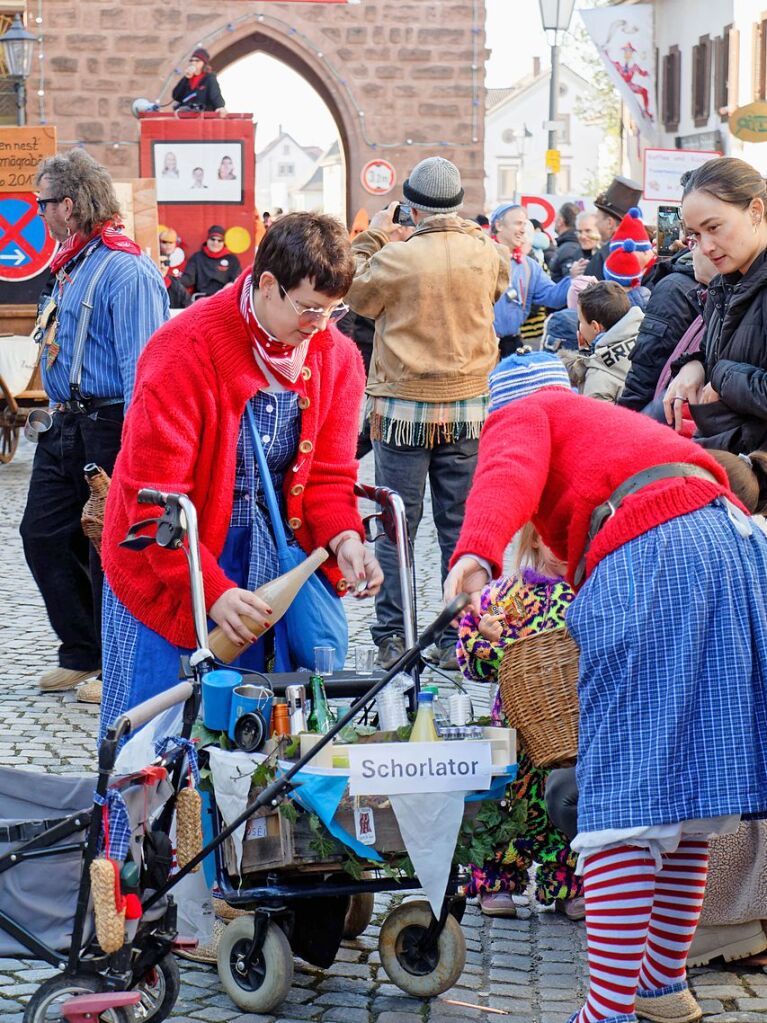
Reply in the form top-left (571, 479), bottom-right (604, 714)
top-left (21, 148), bottom-right (168, 701)
top-left (158, 227), bottom-right (190, 310)
top-left (171, 46), bottom-right (226, 113)
top-left (444, 348), bottom-right (767, 1023)
top-left (586, 175), bottom-right (643, 280)
top-left (181, 225), bottom-right (241, 299)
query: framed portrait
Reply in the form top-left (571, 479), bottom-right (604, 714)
top-left (152, 141), bottom-right (244, 204)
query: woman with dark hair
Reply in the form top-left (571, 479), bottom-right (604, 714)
top-left (171, 47), bottom-right (226, 113)
top-left (663, 156), bottom-right (767, 453)
top-left (99, 213), bottom-right (382, 737)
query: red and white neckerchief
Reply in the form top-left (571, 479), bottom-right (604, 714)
top-left (238, 273), bottom-right (310, 391)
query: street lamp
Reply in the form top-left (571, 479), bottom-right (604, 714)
top-left (538, 0), bottom-right (576, 194)
top-left (0, 14), bottom-right (37, 126)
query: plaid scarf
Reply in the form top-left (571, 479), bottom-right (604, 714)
top-left (239, 272), bottom-right (309, 389)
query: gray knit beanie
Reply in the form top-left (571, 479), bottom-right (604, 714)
top-left (402, 157), bottom-right (464, 214)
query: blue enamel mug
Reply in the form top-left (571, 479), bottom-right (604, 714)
top-left (201, 669), bottom-right (241, 732)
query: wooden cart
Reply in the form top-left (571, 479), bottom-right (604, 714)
top-left (0, 331), bottom-right (47, 464)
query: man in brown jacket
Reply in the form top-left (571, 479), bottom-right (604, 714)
top-left (347, 157), bottom-right (509, 668)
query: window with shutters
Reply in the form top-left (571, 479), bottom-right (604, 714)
top-left (754, 17), bottom-right (767, 100)
top-left (692, 35), bottom-right (712, 126)
top-left (714, 26), bottom-right (733, 120)
top-left (662, 46), bottom-right (681, 132)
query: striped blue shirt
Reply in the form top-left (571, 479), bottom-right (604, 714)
top-left (41, 239), bottom-right (169, 406)
top-left (493, 255), bottom-right (570, 338)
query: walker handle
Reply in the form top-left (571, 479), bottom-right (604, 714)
top-left (115, 681), bottom-right (194, 735)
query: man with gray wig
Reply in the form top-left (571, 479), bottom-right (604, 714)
top-left (20, 148), bottom-right (167, 702)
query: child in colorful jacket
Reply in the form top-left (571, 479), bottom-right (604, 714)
top-left (457, 525), bottom-right (584, 919)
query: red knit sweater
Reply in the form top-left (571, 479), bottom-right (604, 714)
top-left (102, 272), bottom-right (366, 648)
top-left (450, 389), bottom-right (736, 585)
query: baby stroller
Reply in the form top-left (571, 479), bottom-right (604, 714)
top-left (2, 488), bottom-right (474, 1022)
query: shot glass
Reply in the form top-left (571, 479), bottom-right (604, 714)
top-left (355, 646), bottom-right (376, 675)
top-left (313, 646), bottom-right (335, 675)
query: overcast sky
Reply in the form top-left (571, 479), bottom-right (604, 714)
top-left (219, 0), bottom-right (552, 152)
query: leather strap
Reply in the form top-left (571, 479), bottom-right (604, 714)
top-left (574, 462), bottom-right (719, 586)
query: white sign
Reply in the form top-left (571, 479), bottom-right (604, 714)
top-left (518, 193), bottom-right (591, 232)
top-left (643, 147), bottom-right (721, 203)
top-left (360, 159), bottom-right (397, 196)
top-left (580, 4), bottom-right (656, 134)
top-left (348, 741), bottom-right (492, 796)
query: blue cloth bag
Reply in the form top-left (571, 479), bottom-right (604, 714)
top-left (245, 403), bottom-right (348, 670)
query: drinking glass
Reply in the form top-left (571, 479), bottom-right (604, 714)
top-left (355, 646), bottom-right (376, 675)
top-left (313, 646), bottom-right (335, 675)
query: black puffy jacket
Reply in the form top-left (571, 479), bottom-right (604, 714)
top-left (618, 251), bottom-right (700, 411)
top-left (691, 248), bottom-right (767, 453)
top-left (548, 229), bottom-right (581, 282)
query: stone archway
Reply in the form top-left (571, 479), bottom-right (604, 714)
top-left (197, 26), bottom-right (356, 222)
top-left (37, 0), bottom-right (487, 220)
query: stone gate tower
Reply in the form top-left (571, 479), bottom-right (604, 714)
top-left (36, 0), bottom-right (488, 219)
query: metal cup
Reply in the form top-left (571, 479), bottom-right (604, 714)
top-left (23, 408), bottom-right (53, 443)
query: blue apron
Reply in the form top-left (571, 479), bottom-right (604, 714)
top-left (99, 391), bottom-right (301, 742)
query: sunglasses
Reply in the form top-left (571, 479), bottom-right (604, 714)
top-left (36, 196), bottom-right (65, 213)
top-left (278, 283), bottom-right (348, 328)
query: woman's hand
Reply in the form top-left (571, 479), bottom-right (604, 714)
top-left (443, 556), bottom-right (490, 620)
top-left (209, 587), bottom-right (273, 647)
top-left (331, 533), bottom-right (384, 598)
top-left (478, 611), bottom-right (505, 642)
top-left (663, 360), bottom-right (705, 431)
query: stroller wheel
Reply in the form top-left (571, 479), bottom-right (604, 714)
top-left (23, 975), bottom-right (135, 1023)
top-left (130, 954), bottom-right (181, 1023)
top-left (217, 916), bottom-right (294, 1012)
top-left (378, 899), bottom-right (466, 997)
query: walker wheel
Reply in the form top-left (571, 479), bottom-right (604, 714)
top-left (378, 899), bottom-right (466, 997)
top-left (23, 975), bottom-right (135, 1023)
top-left (216, 916), bottom-right (294, 1013)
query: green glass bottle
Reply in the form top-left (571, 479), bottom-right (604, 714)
top-left (308, 673), bottom-right (333, 734)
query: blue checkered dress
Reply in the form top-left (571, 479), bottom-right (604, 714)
top-left (567, 499), bottom-right (767, 833)
top-left (100, 391), bottom-right (300, 742)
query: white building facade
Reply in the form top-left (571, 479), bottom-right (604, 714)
top-left (255, 130), bottom-right (322, 215)
top-left (627, 0), bottom-right (767, 179)
top-left (485, 60), bottom-right (607, 211)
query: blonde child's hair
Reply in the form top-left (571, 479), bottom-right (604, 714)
top-left (513, 522), bottom-right (544, 573)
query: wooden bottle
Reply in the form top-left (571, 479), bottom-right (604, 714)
top-left (208, 547), bottom-right (329, 662)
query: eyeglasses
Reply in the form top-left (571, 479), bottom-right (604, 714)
top-left (278, 283), bottom-right (348, 327)
top-left (36, 196), bottom-right (65, 213)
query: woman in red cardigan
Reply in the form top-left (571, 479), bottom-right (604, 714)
top-left (98, 213), bottom-right (382, 731)
top-left (444, 350), bottom-right (767, 1023)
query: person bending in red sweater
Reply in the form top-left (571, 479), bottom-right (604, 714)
top-left (444, 349), bottom-right (767, 1023)
top-left (99, 213), bottom-right (382, 736)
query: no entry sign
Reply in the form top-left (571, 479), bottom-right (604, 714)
top-left (0, 192), bottom-right (57, 282)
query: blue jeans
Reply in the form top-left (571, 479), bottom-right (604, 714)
top-left (371, 435), bottom-right (479, 648)
top-left (20, 405), bottom-right (124, 670)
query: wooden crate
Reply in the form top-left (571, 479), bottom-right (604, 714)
top-left (226, 788), bottom-right (480, 878)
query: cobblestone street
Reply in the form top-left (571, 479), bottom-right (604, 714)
top-left (1, 440), bottom-right (766, 1021)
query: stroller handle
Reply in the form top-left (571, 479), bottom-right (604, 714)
top-left (113, 680), bottom-right (194, 738)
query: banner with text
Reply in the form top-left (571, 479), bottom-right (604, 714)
top-left (580, 4), bottom-right (656, 134)
top-left (348, 741), bottom-right (493, 796)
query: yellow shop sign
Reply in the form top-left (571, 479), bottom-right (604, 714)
top-left (730, 102), bottom-right (767, 142)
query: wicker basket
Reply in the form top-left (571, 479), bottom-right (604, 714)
top-left (498, 627), bottom-right (579, 767)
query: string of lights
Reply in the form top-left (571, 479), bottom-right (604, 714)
top-left (35, 0), bottom-right (44, 124)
